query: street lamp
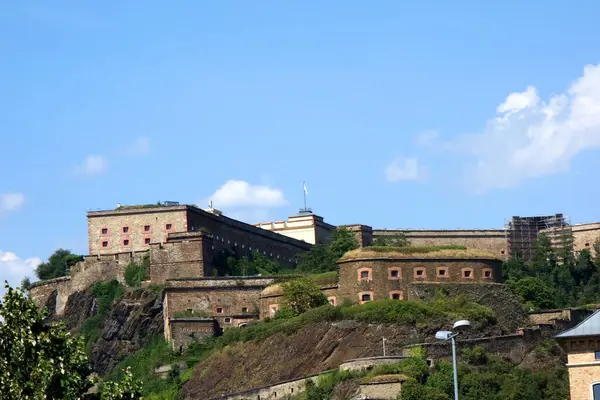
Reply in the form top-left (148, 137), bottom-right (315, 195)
top-left (435, 320), bottom-right (471, 400)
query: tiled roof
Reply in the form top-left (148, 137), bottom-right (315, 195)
top-left (556, 309), bottom-right (600, 338)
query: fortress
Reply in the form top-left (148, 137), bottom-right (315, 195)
top-left (29, 202), bottom-right (600, 351)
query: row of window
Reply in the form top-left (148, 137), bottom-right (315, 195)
top-left (357, 267), bottom-right (493, 281)
top-left (101, 237), bottom-right (153, 248)
top-left (212, 235), bottom-right (296, 263)
top-left (215, 306), bottom-right (249, 314)
top-left (358, 290), bottom-right (403, 303)
top-left (100, 224), bottom-right (173, 236)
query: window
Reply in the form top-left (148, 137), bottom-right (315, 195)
top-left (594, 382), bottom-right (600, 400)
top-left (101, 228), bottom-right (108, 235)
top-left (224, 317), bottom-right (232, 323)
top-left (390, 291), bottom-right (403, 300)
top-left (595, 351), bottom-right (600, 360)
top-left (328, 297), bottom-right (336, 306)
top-left (242, 307), bottom-right (248, 313)
top-left (123, 239), bottom-right (129, 246)
top-left (357, 268), bottom-right (372, 281)
top-left (388, 267), bottom-right (401, 280)
top-left (359, 291), bottom-right (373, 304)
top-left (216, 307), bottom-right (223, 314)
top-left (484, 270), bottom-right (492, 278)
top-left (414, 267), bottom-right (426, 279)
top-left (145, 238), bottom-right (151, 245)
top-left (122, 226), bottom-right (129, 233)
top-left (144, 225), bottom-right (151, 231)
top-left (462, 268), bottom-right (474, 279)
top-left (438, 268), bottom-right (447, 276)
top-left (165, 224), bottom-right (172, 230)
top-left (102, 241), bottom-right (108, 248)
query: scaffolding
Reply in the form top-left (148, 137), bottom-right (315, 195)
top-left (504, 214), bottom-right (573, 261)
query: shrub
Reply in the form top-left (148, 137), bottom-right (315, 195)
top-left (124, 259), bottom-right (149, 288)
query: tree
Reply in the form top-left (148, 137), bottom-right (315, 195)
top-left (506, 276), bottom-right (558, 310)
top-left (297, 228), bottom-right (358, 273)
top-left (0, 282), bottom-right (141, 399)
top-left (20, 277), bottom-right (32, 292)
top-left (281, 277), bottom-right (328, 316)
top-left (35, 249), bottom-right (84, 281)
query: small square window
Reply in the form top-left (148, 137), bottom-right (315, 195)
top-left (166, 224), bottom-right (172, 230)
top-left (360, 271), bottom-right (369, 279)
top-left (416, 269), bottom-right (424, 276)
top-left (145, 238), bottom-right (151, 244)
top-left (464, 270), bottom-right (472, 278)
top-left (391, 270), bottom-right (399, 278)
top-left (361, 294), bottom-right (371, 302)
top-left (101, 228), bottom-right (108, 235)
top-left (392, 293), bottom-right (401, 300)
top-left (123, 239), bottom-right (129, 246)
top-left (102, 241), bottom-right (108, 247)
top-left (144, 225), bottom-right (150, 231)
top-left (216, 307), bottom-right (223, 314)
top-left (123, 226), bottom-right (129, 233)
top-left (242, 307), bottom-right (248, 313)
top-left (438, 269), bottom-right (446, 276)
top-left (595, 350), bottom-right (600, 360)
top-left (484, 270), bottom-right (491, 278)
top-left (224, 317), bottom-right (232, 323)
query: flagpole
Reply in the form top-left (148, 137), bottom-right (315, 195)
top-left (303, 181), bottom-right (307, 211)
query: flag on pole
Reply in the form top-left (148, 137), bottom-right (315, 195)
top-left (303, 182), bottom-right (308, 196)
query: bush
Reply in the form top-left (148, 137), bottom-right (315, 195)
top-left (124, 258), bottom-right (149, 288)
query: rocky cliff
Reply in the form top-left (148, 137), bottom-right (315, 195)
top-left (45, 286), bottom-right (163, 375)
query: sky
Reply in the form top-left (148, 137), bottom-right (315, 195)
top-left (2, 1), bottom-right (600, 291)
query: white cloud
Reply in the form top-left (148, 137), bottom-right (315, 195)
top-left (201, 180), bottom-right (287, 224)
top-left (384, 157), bottom-right (428, 182)
top-left (0, 251), bottom-right (41, 297)
top-left (206, 180), bottom-right (287, 208)
top-left (415, 130), bottom-right (439, 147)
top-left (124, 136), bottom-right (151, 157)
top-left (0, 192), bottom-right (25, 215)
top-left (429, 64), bottom-right (600, 193)
top-left (73, 155), bottom-right (108, 176)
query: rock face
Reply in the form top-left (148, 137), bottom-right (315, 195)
top-left (90, 289), bottom-right (163, 375)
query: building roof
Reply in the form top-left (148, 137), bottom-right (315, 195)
top-left (556, 309), bottom-right (600, 339)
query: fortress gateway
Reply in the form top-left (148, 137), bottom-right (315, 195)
top-left (29, 203), bottom-right (600, 350)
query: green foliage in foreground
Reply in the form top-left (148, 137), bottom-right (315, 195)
top-left (0, 282), bottom-right (141, 399)
top-left (281, 277), bottom-right (329, 316)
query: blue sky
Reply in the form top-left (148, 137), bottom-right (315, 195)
top-left (2, 1), bottom-right (600, 288)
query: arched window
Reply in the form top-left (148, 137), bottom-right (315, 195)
top-left (593, 382), bottom-right (600, 400)
top-left (359, 291), bottom-right (373, 304)
top-left (357, 268), bottom-right (373, 281)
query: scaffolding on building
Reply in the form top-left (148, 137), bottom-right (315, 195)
top-left (504, 214), bottom-right (573, 261)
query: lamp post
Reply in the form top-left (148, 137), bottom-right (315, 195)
top-left (435, 320), bottom-right (471, 400)
top-left (382, 337), bottom-right (387, 356)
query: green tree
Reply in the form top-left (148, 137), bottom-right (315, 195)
top-left (0, 282), bottom-right (141, 399)
top-left (506, 276), bottom-right (557, 310)
top-left (124, 257), bottom-right (150, 288)
top-left (20, 277), bottom-right (32, 292)
top-left (35, 249), bottom-right (84, 281)
top-left (297, 227), bottom-right (358, 273)
top-left (281, 277), bottom-right (328, 316)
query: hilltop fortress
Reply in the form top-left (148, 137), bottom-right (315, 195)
top-left (29, 202), bottom-right (600, 351)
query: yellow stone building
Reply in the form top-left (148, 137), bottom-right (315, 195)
top-left (557, 310), bottom-right (600, 399)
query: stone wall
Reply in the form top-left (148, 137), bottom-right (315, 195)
top-left (149, 233), bottom-right (213, 282)
top-left (30, 252), bottom-right (145, 315)
top-left (337, 257), bottom-right (502, 304)
top-left (358, 376), bottom-right (405, 400)
top-left (374, 229), bottom-right (508, 258)
top-left (341, 225), bottom-right (374, 247)
top-left (169, 319), bottom-right (220, 351)
top-left (528, 308), bottom-right (593, 330)
top-left (339, 356), bottom-right (410, 372)
top-left (572, 222), bottom-right (600, 256)
top-left (88, 206), bottom-right (188, 255)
